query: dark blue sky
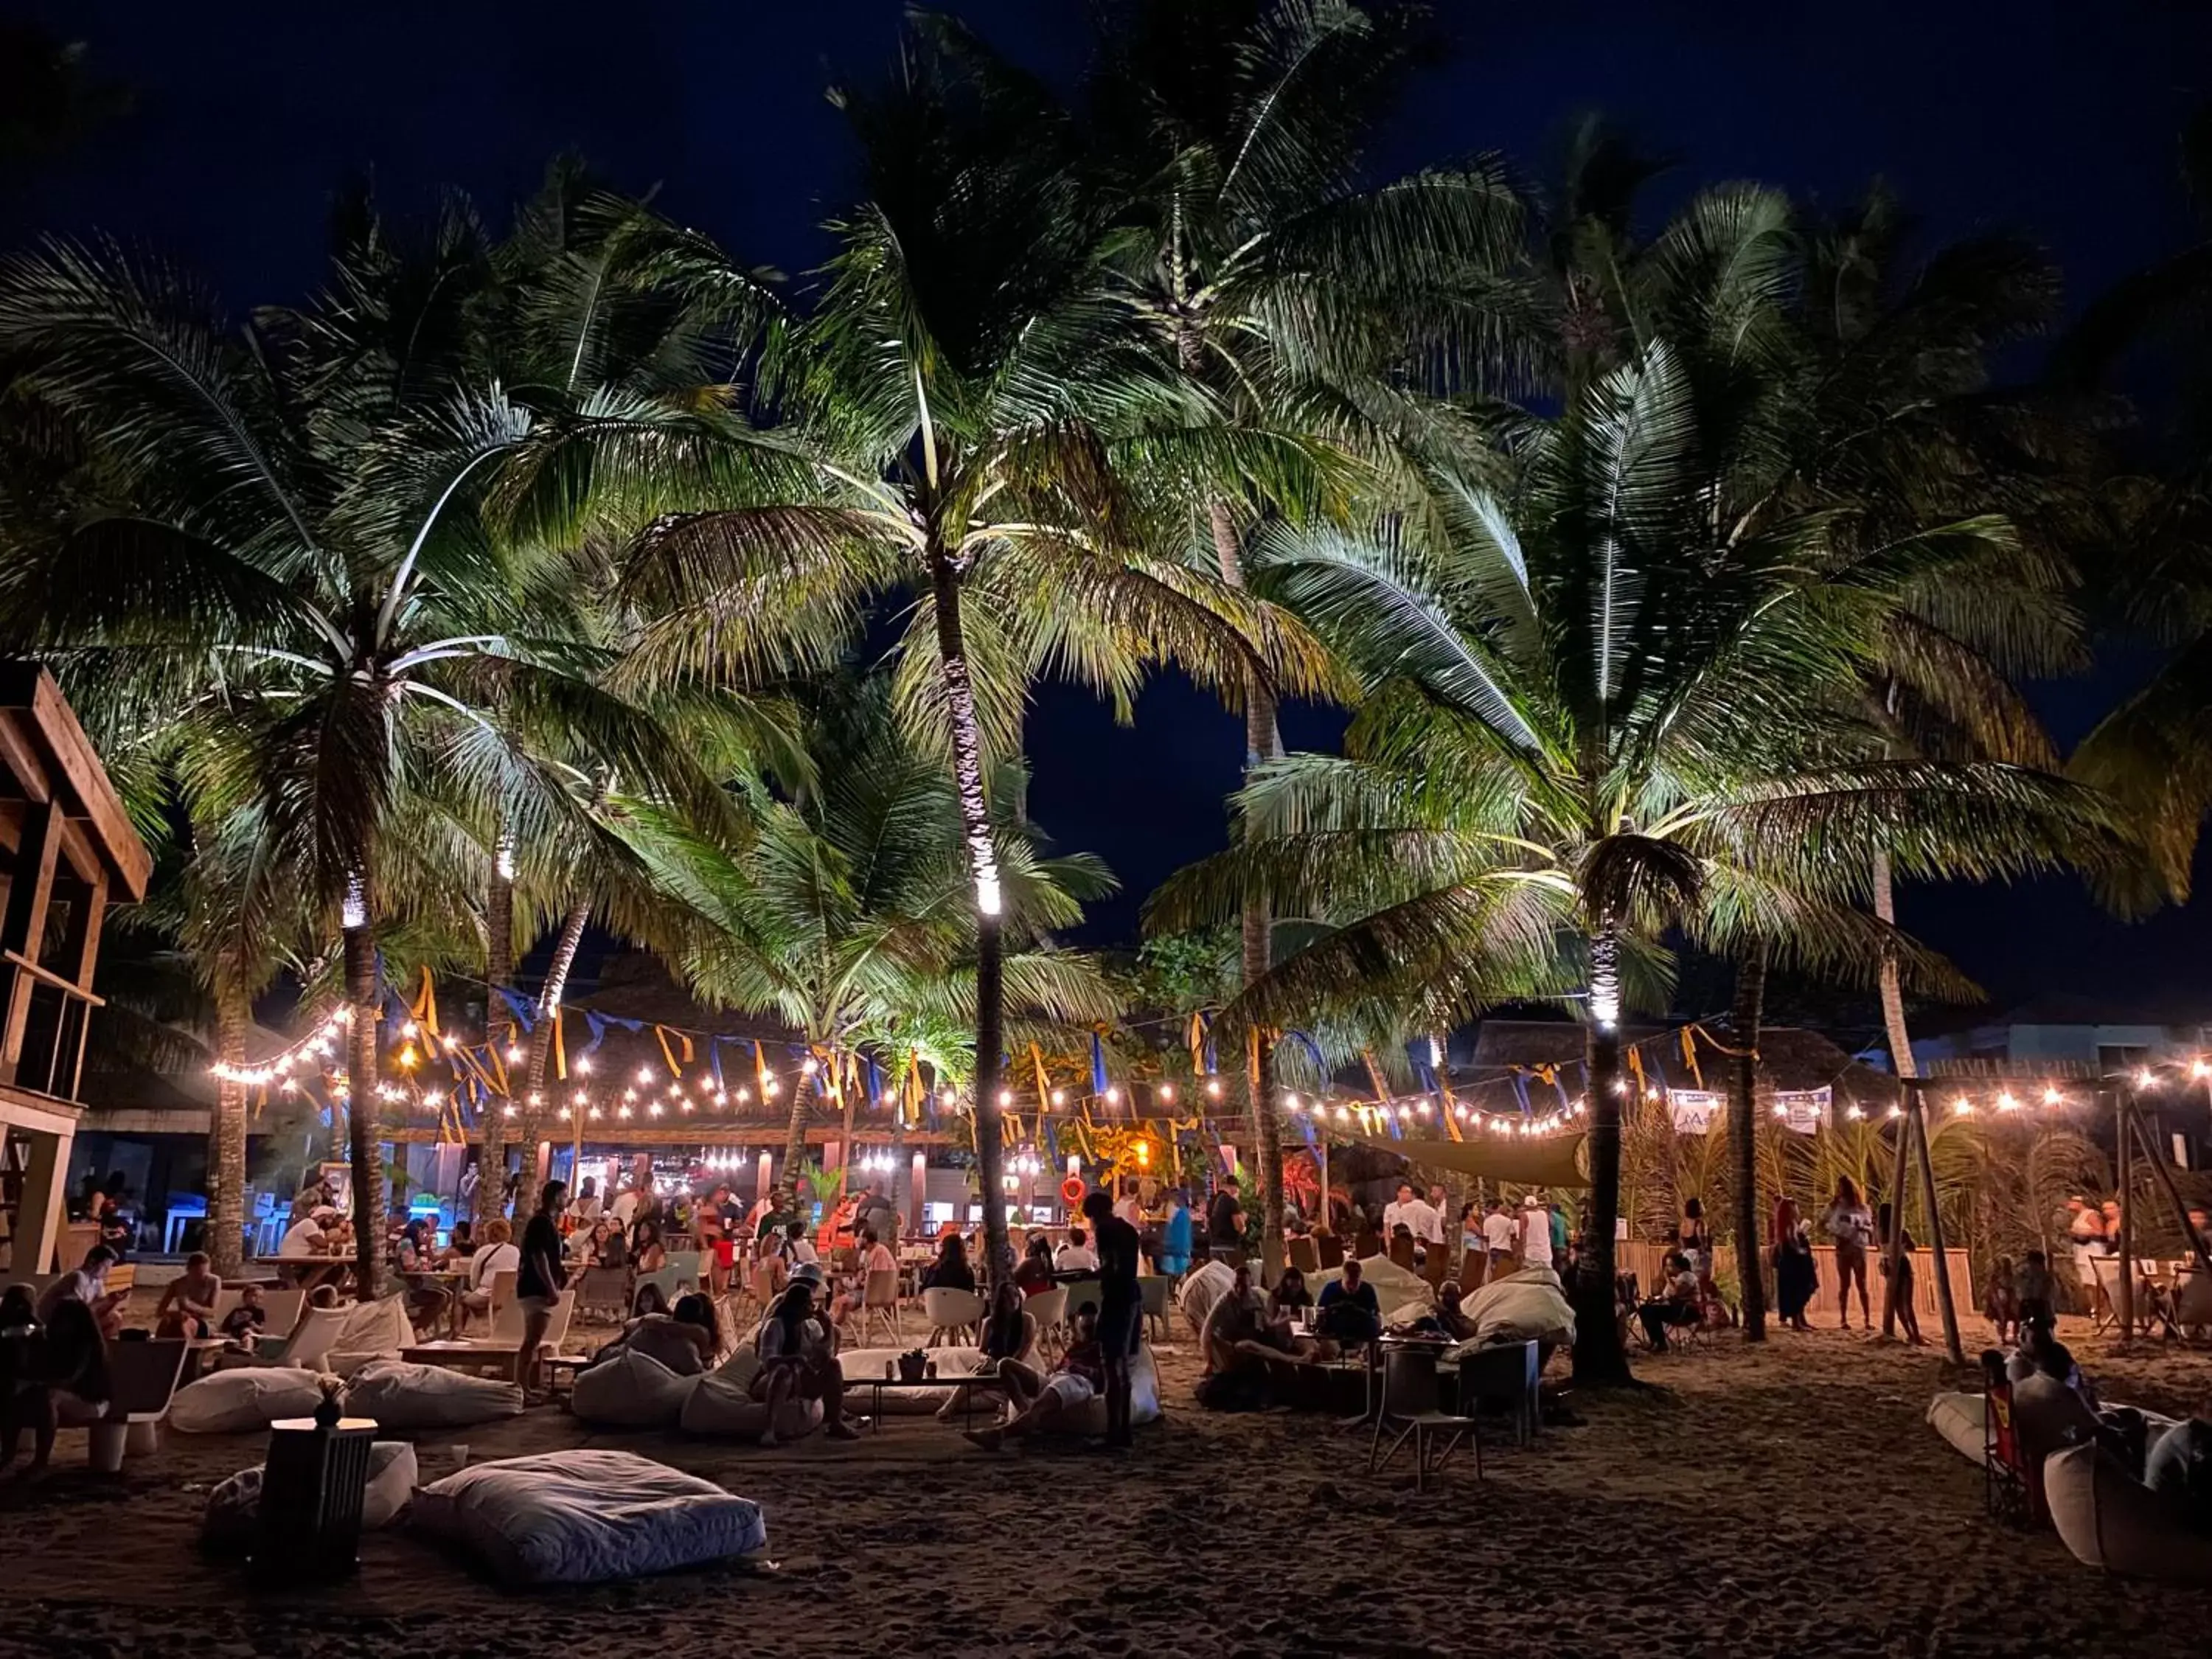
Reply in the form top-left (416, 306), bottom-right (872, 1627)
top-left (7, 0), bottom-right (2212, 1018)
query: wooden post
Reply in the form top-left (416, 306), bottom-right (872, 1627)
top-left (1879, 1101), bottom-right (1913, 1339)
top-left (0, 800), bottom-right (60, 1074)
top-left (1907, 1085), bottom-right (1966, 1366)
top-left (2116, 1088), bottom-right (2135, 1341)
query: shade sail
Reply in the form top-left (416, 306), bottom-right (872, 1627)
top-left (1352, 1134), bottom-right (1588, 1189)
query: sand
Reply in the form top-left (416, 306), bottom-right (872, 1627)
top-left (1, 1302), bottom-right (2208, 1658)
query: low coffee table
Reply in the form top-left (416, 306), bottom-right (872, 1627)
top-left (856, 1372), bottom-right (1000, 1432)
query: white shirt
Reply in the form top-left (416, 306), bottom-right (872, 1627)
top-left (572, 1194), bottom-right (603, 1222)
top-left (470, 1241), bottom-right (521, 1291)
top-left (611, 1191), bottom-right (640, 1227)
top-left (1054, 1243), bottom-right (1099, 1272)
top-left (35, 1266), bottom-right (105, 1322)
top-left (788, 1238), bottom-right (820, 1266)
top-left (280, 1218), bottom-right (326, 1256)
top-left (1519, 1207), bottom-right (1554, 1266)
top-left (1382, 1197), bottom-right (1443, 1244)
top-left (1482, 1211), bottom-right (1517, 1253)
top-left (1113, 1194), bottom-right (1144, 1229)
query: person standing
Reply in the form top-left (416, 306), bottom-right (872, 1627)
top-left (1823, 1178), bottom-right (1875, 1329)
top-left (515, 1180), bottom-right (569, 1395)
top-left (1770, 1192), bottom-right (1816, 1332)
top-left (1481, 1199), bottom-right (1516, 1282)
top-left (1160, 1189), bottom-right (1194, 1276)
top-left (1518, 1194), bottom-right (1554, 1272)
top-left (1382, 1181), bottom-right (1441, 1245)
top-left (1082, 1189), bottom-right (1143, 1449)
top-left (2065, 1196), bottom-right (2110, 1324)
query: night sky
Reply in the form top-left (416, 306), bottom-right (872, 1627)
top-left (7, 1), bottom-right (2212, 1020)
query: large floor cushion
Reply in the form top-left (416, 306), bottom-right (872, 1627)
top-left (2045, 1443), bottom-right (2212, 1581)
top-left (679, 1351), bottom-right (821, 1440)
top-left (1461, 1268), bottom-right (1575, 1348)
top-left (1310, 1256), bottom-right (1437, 1324)
top-left (1927, 1391), bottom-right (1988, 1467)
top-left (411, 1449), bottom-right (765, 1586)
top-left (168, 1367), bottom-right (327, 1434)
top-left (573, 1349), bottom-right (693, 1430)
top-left (326, 1297), bottom-right (416, 1376)
top-left (836, 1346), bottom-right (990, 1414)
top-left (343, 1360), bottom-right (525, 1429)
top-left (1176, 1262), bottom-right (1236, 1336)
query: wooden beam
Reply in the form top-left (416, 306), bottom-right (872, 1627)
top-left (55, 817), bottom-right (101, 888)
top-left (1, 801), bottom-right (60, 1068)
top-left (28, 672), bottom-right (151, 899)
top-left (0, 713), bottom-right (51, 807)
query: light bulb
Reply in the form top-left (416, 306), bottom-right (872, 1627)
top-left (575, 1056), bottom-right (593, 1076)
top-left (1158, 1083), bottom-right (1174, 1102)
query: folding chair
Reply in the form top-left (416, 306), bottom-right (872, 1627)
top-left (1388, 1234), bottom-right (1418, 1272)
top-left (1983, 1382), bottom-right (2034, 1528)
top-left (1317, 1234), bottom-right (1346, 1271)
top-left (1287, 1237), bottom-right (1321, 1276)
top-left (1367, 1344), bottom-right (1481, 1492)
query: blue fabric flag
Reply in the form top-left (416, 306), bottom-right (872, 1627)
top-left (1091, 1033), bottom-right (1109, 1096)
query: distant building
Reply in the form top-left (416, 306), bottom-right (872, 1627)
top-left (1907, 993), bottom-right (2212, 1080)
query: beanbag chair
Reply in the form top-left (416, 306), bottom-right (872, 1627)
top-left (2045, 1442), bottom-right (2212, 1581)
top-left (411, 1449), bottom-right (765, 1587)
top-left (1460, 1267), bottom-right (1575, 1349)
top-left (1176, 1262), bottom-right (1236, 1337)
top-left (836, 1346), bottom-right (991, 1415)
top-left (678, 1349), bottom-right (821, 1441)
top-left (571, 1349), bottom-right (694, 1430)
top-left (1309, 1256), bottom-right (1437, 1324)
top-left (1926, 1391), bottom-right (1989, 1467)
top-left (1060, 1345), bottom-right (1163, 1436)
top-left (2143, 1418), bottom-right (2212, 1527)
top-left (201, 1441), bottom-right (418, 1553)
top-left (342, 1360), bottom-right (524, 1429)
top-left (325, 1297), bottom-right (416, 1377)
top-left (167, 1367), bottom-right (327, 1434)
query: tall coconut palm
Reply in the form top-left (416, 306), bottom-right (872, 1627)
top-left (529, 20), bottom-right (1339, 1276)
top-left (0, 228), bottom-right (726, 1290)
top-left (1079, 0), bottom-right (1528, 1272)
top-left (1151, 341), bottom-right (2118, 1382)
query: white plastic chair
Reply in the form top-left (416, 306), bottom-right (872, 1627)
top-left (1025, 1285), bottom-right (1068, 1357)
top-left (859, 1269), bottom-right (902, 1346)
top-left (922, 1287), bottom-right (984, 1347)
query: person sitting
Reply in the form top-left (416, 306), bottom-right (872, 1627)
top-left (1414, 1281), bottom-right (1477, 1343)
top-left (35, 1245), bottom-right (127, 1340)
top-left (963, 1304), bottom-right (1108, 1450)
top-left (1200, 1264), bottom-right (1270, 1373)
top-left (1638, 1252), bottom-right (1701, 1352)
top-left (610, 1291), bottom-right (722, 1377)
top-left (1054, 1227), bottom-right (1098, 1273)
top-left (0, 1297), bottom-right (109, 1482)
top-left (830, 1227), bottom-right (896, 1329)
top-left (936, 1282), bottom-right (1035, 1422)
top-left (749, 1271), bottom-right (857, 1447)
top-left (922, 1233), bottom-right (977, 1293)
top-left (218, 1284), bottom-right (269, 1350)
top-left (392, 1217), bottom-right (452, 1332)
top-left (155, 1251), bottom-right (223, 1340)
top-left (1315, 1257), bottom-right (1382, 1349)
top-left (2014, 1248), bottom-right (2056, 1329)
top-left (1984, 1254), bottom-right (2020, 1345)
top-left (442, 1219), bottom-right (476, 1263)
top-left (1267, 1266), bottom-right (1315, 1335)
top-left (1014, 1233), bottom-right (1057, 1297)
top-left (457, 1217), bottom-right (521, 1336)
top-left (784, 1219), bottom-right (819, 1267)
top-left (630, 1219), bottom-right (667, 1274)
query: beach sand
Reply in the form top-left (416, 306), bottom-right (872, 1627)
top-left (1, 1305), bottom-right (2208, 1658)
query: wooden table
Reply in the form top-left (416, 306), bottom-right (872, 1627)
top-left (263, 1254), bottom-right (356, 1296)
top-left (399, 1340), bottom-right (522, 1378)
top-left (855, 1374), bottom-right (997, 1431)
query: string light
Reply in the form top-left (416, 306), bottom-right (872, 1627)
top-left (1158, 1083), bottom-right (1174, 1102)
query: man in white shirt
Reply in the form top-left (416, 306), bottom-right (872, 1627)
top-left (1054, 1226), bottom-right (1099, 1272)
top-left (1381, 1181), bottom-right (1442, 1245)
top-left (35, 1244), bottom-right (122, 1329)
top-left (1480, 1198), bottom-right (1517, 1278)
top-left (279, 1208), bottom-right (333, 1258)
top-left (611, 1183), bottom-right (641, 1230)
top-left (784, 1220), bottom-right (820, 1266)
top-left (1519, 1194), bottom-right (1554, 1268)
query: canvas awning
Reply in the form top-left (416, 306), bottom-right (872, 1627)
top-left (1353, 1133), bottom-right (1588, 1189)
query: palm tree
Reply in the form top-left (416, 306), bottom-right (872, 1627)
top-left (621, 686), bottom-right (1123, 1178)
top-left (0, 224), bottom-right (723, 1290)
top-left (1152, 341), bottom-right (2117, 1382)
top-left (1078, 0), bottom-right (1528, 1271)
top-left (540, 20), bottom-right (1338, 1276)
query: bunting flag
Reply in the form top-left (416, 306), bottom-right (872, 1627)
top-left (410, 965), bottom-right (441, 1037)
top-left (707, 1037), bottom-right (726, 1093)
top-left (1090, 1030), bottom-right (1110, 1097)
top-left (1627, 1046), bottom-right (1649, 1101)
top-left (1030, 1043), bottom-right (1053, 1111)
top-left (491, 986), bottom-right (536, 1032)
top-left (754, 1041), bottom-right (768, 1096)
top-left (1187, 1012), bottom-right (1208, 1077)
top-left (863, 1055), bottom-right (882, 1109)
top-left (552, 1008), bottom-right (566, 1081)
top-left (654, 1026), bottom-right (694, 1076)
top-left (1680, 1025), bottom-right (1705, 1089)
top-left (1283, 1029), bottom-right (1326, 1075)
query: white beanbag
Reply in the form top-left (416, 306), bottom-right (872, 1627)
top-left (2045, 1443), bottom-right (2212, 1582)
top-left (167, 1367), bottom-right (327, 1434)
top-left (342, 1360), bottom-right (524, 1429)
top-left (1310, 1256), bottom-right (1438, 1324)
top-left (572, 1349), bottom-right (695, 1430)
top-left (325, 1297), bottom-right (417, 1377)
top-left (201, 1440), bottom-right (419, 1552)
top-left (1061, 1346), bottom-right (1162, 1436)
top-left (678, 1350), bottom-right (821, 1441)
top-left (1176, 1261), bottom-right (1236, 1336)
top-left (411, 1449), bottom-right (765, 1586)
top-left (837, 1346), bottom-right (990, 1414)
top-left (1460, 1267), bottom-right (1576, 1349)
top-left (1927, 1391), bottom-right (1988, 1467)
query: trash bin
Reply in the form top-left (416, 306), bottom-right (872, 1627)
top-left (251, 1416), bottom-right (377, 1583)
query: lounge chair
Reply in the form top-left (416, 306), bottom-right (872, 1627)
top-left (922, 1287), bottom-right (984, 1348)
top-left (219, 1303), bottom-right (352, 1372)
top-left (58, 1336), bottom-right (187, 1468)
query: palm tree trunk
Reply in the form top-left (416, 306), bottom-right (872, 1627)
top-left (206, 983), bottom-right (251, 1276)
top-left (779, 1070), bottom-right (818, 1188)
top-left (1208, 500), bottom-right (1286, 1282)
top-left (1872, 850), bottom-right (1918, 1082)
top-left (479, 821), bottom-right (516, 1220)
top-left (516, 902), bottom-right (591, 1199)
top-left (1574, 924), bottom-right (1632, 1384)
top-left (342, 869), bottom-right (385, 1295)
top-left (1728, 941), bottom-right (1770, 1341)
top-left (929, 548), bottom-right (1011, 1279)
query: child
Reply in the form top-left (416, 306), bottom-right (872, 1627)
top-left (218, 1284), bottom-right (268, 1350)
top-left (1983, 1254), bottom-right (2020, 1344)
top-left (2014, 1249), bottom-right (2056, 1331)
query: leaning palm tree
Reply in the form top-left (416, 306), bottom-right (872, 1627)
top-left (525, 21), bottom-right (1338, 1276)
top-left (1078, 0), bottom-right (1529, 1270)
top-left (0, 228), bottom-right (725, 1289)
top-left (1152, 341), bottom-right (2118, 1382)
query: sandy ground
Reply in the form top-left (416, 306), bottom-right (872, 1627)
top-left (0, 1300), bottom-right (2208, 1659)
